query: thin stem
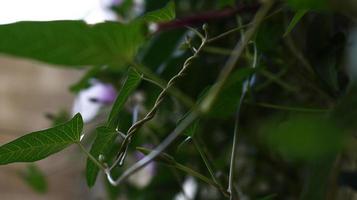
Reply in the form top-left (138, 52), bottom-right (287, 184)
top-left (228, 24), bottom-right (258, 200)
top-left (105, 2), bottom-right (274, 196)
top-left (254, 67), bottom-right (289, 91)
top-left (284, 30), bottom-right (333, 102)
top-left (246, 101), bottom-right (330, 113)
top-left (207, 6), bottom-right (283, 44)
top-left (200, 0), bottom-right (274, 113)
top-left (284, 30), bottom-right (315, 75)
top-left (157, 4), bottom-right (260, 32)
top-left (77, 142), bottom-right (106, 171)
top-left (207, 25), bottom-right (248, 43)
top-left (203, 46), bottom-right (236, 56)
top-left (192, 137), bottom-right (219, 184)
top-left (174, 163), bottom-right (230, 198)
top-left (228, 87), bottom-right (247, 200)
top-left (142, 76), bottom-right (165, 90)
top-left (133, 63), bottom-right (196, 108)
top-left (192, 137), bottom-right (219, 185)
top-left (259, 69), bottom-right (298, 92)
top-left (105, 112), bottom-right (199, 185)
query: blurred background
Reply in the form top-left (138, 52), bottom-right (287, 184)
top-left (0, 55), bottom-right (87, 199)
top-left (0, 0), bottom-right (101, 199)
top-left (0, 0), bottom-right (357, 200)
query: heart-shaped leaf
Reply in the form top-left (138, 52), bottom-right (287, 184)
top-left (0, 113), bottom-right (83, 165)
top-left (0, 20), bottom-right (145, 68)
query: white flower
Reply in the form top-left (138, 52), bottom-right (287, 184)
top-left (133, 0), bottom-right (145, 16)
top-left (174, 177), bottom-right (198, 200)
top-left (72, 80), bottom-right (116, 123)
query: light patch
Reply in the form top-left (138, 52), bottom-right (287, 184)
top-left (174, 177), bottom-right (198, 200)
top-left (72, 79), bottom-right (116, 123)
top-left (0, 0), bottom-right (116, 24)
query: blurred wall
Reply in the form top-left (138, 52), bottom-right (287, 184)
top-left (0, 55), bottom-right (94, 200)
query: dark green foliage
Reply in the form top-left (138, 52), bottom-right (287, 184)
top-left (20, 164), bottom-right (48, 194)
top-left (284, 9), bottom-right (308, 37)
top-left (142, 1), bottom-right (175, 23)
top-left (86, 126), bottom-right (117, 187)
top-left (262, 114), bottom-right (344, 161)
top-left (107, 69), bottom-right (142, 128)
top-left (208, 68), bottom-right (253, 117)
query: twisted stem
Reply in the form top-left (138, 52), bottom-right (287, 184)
top-left (110, 27), bottom-right (209, 170)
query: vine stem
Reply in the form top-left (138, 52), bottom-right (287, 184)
top-left (228, 32), bottom-right (258, 200)
top-left (228, 82), bottom-right (248, 200)
top-left (200, 0), bottom-right (274, 113)
top-left (174, 162), bottom-right (230, 198)
top-left (157, 3), bottom-right (259, 32)
top-left (105, 112), bottom-right (198, 185)
top-left (133, 63), bottom-right (196, 108)
top-left (104, 2), bottom-right (274, 198)
top-left (77, 142), bottom-right (106, 171)
top-left (109, 27), bottom-right (209, 170)
top-left (246, 102), bottom-right (330, 113)
top-left (192, 137), bottom-right (220, 186)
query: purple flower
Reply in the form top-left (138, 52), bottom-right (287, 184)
top-left (72, 79), bottom-right (117, 123)
top-left (109, 0), bottom-right (124, 6)
top-left (128, 146), bottom-right (157, 188)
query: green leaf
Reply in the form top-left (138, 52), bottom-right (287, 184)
top-left (20, 164), bottom-right (48, 194)
top-left (86, 126), bottom-right (117, 187)
top-left (142, 1), bottom-right (176, 23)
top-left (0, 20), bottom-right (145, 68)
top-left (262, 114), bottom-right (344, 161)
top-left (107, 68), bottom-right (142, 128)
top-left (284, 9), bottom-right (308, 37)
top-left (183, 120), bottom-right (199, 137)
top-left (208, 68), bottom-right (253, 118)
top-left (0, 113), bottom-right (83, 165)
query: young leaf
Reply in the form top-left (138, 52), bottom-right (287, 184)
top-left (86, 126), bottom-right (117, 187)
top-left (142, 1), bottom-right (176, 23)
top-left (19, 164), bottom-right (48, 194)
top-left (107, 68), bottom-right (142, 128)
top-left (0, 20), bottom-right (145, 68)
top-left (0, 113), bottom-right (83, 165)
top-left (284, 10), bottom-right (308, 37)
top-left (207, 68), bottom-right (253, 118)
